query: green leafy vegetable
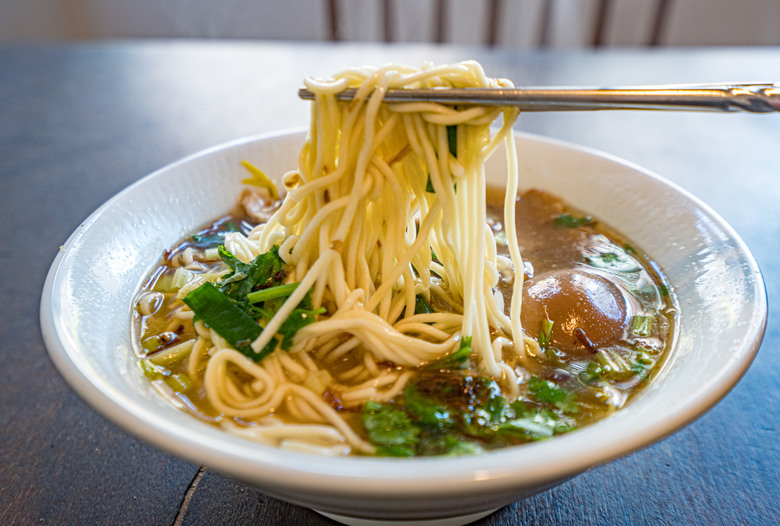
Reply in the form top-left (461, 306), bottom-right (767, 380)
top-left (579, 347), bottom-right (657, 386)
top-left (362, 401), bottom-right (419, 454)
top-left (554, 213), bottom-right (593, 228)
top-left (277, 306), bottom-right (325, 350)
top-left (414, 294), bottom-right (433, 315)
top-left (528, 376), bottom-right (578, 414)
top-left (630, 314), bottom-right (654, 337)
top-left (190, 220), bottom-right (240, 249)
top-left (217, 245), bottom-right (285, 315)
top-left (631, 350), bottom-right (655, 378)
top-left (428, 336), bottom-right (471, 369)
top-left (247, 282), bottom-right (300, 304)
top-left (416, 434), bottom-right (483, 457)
top-left (360, 373), bottom-right (578, 457)
top-left (404, 384), bottom-right (452, 427)
top-left (499, 402), bottom-right (575, 439)
top-left (186, 246), bottom-right (324, 357)
top-left (538, 318), bottom-right (554, 349)
top-left (182, 282), bottom-right (274, 361)
top-left (447, 125), bottom-right (457, 157)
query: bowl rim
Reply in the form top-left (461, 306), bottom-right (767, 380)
top-left (40, 128), bottom-right (767, 499)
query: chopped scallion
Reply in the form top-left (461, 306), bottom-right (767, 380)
top-left (140, 360), bottom-right (164, 378)
top-left (153, 268), bottom-right (194, 293)
top-left (447, 125), bottom-right (457, 157)
top-left (539, 318), bottom-right (554, 349)
top-left (246, 282), bottom-right (300, 304)
top-left (165, 373), bottom-right (194, 393)
top-left (630, 314), bottom-right (654, 337)
top-left (147, 339), bottom-right (196, 367)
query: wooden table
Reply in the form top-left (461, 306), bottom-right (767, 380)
top-left (2, 42), bottom-right (778, 525)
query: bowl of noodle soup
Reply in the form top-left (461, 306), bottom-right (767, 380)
top-left (42, 63), bottom-right (765, 525)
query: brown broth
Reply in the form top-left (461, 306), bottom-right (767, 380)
top-left (133, 187), bottom-right (677, 455)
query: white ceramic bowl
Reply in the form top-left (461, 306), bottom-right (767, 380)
top-left (41, 130), bottom-right (766, 525)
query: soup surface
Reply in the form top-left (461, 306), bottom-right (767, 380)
top-left (134, 187), bottom-right (676, 457)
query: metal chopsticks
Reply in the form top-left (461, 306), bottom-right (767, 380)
top-left (298, 82), bottom-right (780, 113)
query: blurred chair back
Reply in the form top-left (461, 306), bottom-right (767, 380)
top-left (324, 0), bottom-right (672, 48)
top-left (2, 0), bottom-right (779, 47)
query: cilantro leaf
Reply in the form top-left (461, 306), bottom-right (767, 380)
top-left (404, 384), bottom-right (452, 427)
top-left (360, 374), bottom-right (579, 457)
top-left (500, 402), bottom-right (575, 439)
top-left (528, 376), bottom-right (579, 414)
top-left (362, 401), bottom-right (419, 450)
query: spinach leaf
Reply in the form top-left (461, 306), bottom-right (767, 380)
top-left (182, 282), bottom-right (275, 361)
top-left (186, 246), bottom-right (323, 360)
top-left (190, 220), bottom-right (240, 249)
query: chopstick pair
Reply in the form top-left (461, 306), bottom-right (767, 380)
top-left (298, 82), bottom-right (780, 113)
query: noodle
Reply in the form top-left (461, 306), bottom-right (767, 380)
top-left (135, 61), bottom-right (673, 456)
top-left (193, 61), bottom-right (525, 452)
top-left (253, 61), bottom-right (521, 363)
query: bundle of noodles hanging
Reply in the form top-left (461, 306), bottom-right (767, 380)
top-left (229, 62), bottom-right (520, 452)
top-left (256, 63), bottom-right (523, 363)
top-left (145, 62), bottom-right (530, 456)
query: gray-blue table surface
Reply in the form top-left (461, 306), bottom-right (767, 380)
top-left (1, 42), bottom-right (777, 525)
